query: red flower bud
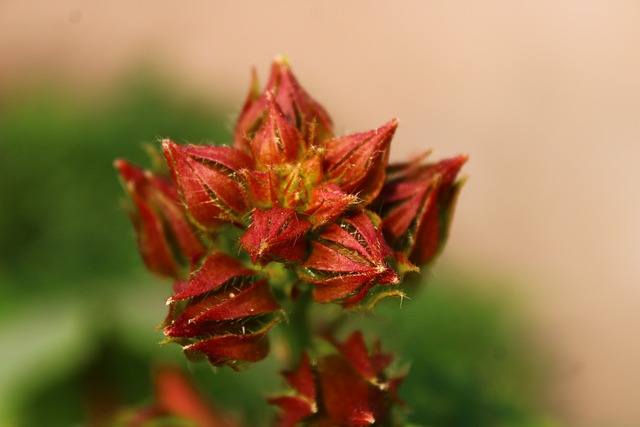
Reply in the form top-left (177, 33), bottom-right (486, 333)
top-left (299, 211), bottom-right (399, 306)
top-left (163, 252), bottom-right (280, 370)
top-left (165, 279), bottom-right (278, 337)
top-left (270, 332), bottom-right (404, 427)
top-left (304, 182), bottom-right (358, 229)
top-left (323, 119), bottom-right (398, 205)
top-left (269, 59), bottom-right (333, 143)
top-left (167, 252), bottom-right (255, 303)
top-left (376, 153), bottom-right (467, 266)
top-left (162, 140), bottom-right (251, 229)
top-left (240, 206), bottom-right (311, 265)
top-left (184, 325), bottom-right (276, 368)
top-left (234, 58), bottom-right (333, 149)
top-left (115, 159), bottom-right (205, 279)
top-left (250, 95), bottom-right (306, 168)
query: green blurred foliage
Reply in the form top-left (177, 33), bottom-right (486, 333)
top-left (0, 75), bottom-right (230, 295)
top-left (0, 75), bottom-right (559, 427)
top-left (356, 275), bottom-right (559, 427)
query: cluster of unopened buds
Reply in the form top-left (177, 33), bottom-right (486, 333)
top-left (116, 58), bottom-right (466, 426)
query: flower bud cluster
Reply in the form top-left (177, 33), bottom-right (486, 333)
top-left (116, 58), bottom-right (466, 369)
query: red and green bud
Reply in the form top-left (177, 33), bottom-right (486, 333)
top-left (162, 140), bottom-right (251, 230)
top-left (167, 252), bottom-right (255, 303)
top-left (298, 210), bottom-right (399, 307)
top-left (240, 206), bottom-right (311, 265)
top-left (376, 153), bottom-right (468, 266)
top-left (279, 146), bottom-right (324, 210)
top-left (115, 159), bottom-right (205, 279)
top-left (163, 252), bottom-right (280, 370)
top-left (270, 332), bottom-right (403, 427)
top-left (238, 104), bottom-right (324, 210)
top-left (323, 119), bottom-right (398, 205)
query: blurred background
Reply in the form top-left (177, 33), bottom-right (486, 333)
top-left (1, 1), bottom-right (638, 426)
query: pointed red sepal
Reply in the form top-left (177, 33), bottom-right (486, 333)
top-left (115, 159), bottom-right (206, 279)
top-left (234, 59), bottom-right (333, 149)
top-left (270, 59), bottom-right (333, 143)
top-left (163, 140), bottom-right (249, 229)
top-left (250, 95), bottom-right (306, 168)
top-left (188, 279), bottom-right (278, 323)
top-left (300, 211), bottom-right (399, 306)
top-left (180, 144), bottom-right (254, 172)
top-left (131, 195), bottom-right (180, 278)
top-left (377, 180), bottom-right (430, 243)
top-left (305, 238), bottom-right (377, 274)
top-left (184, 320), bottom-right (277, 370)
top-left (165, 279), bottom-right (279, 338)
top-left (328, 332), bottom-right (393, 382)
top-left (240, 206), bottom-right (311, 265)
top-left (323, 119), bottom-right (398, 204)
top-left (410, 155), bottom-right (467, 266)
top-left (307, 275), bottom-right (375, 304)
top-left (304, 182), bottom-right (358, 229)
top-left (375, 153), bottom-right (467, 266)
top-left (168, 252), bottom-right (255, 303)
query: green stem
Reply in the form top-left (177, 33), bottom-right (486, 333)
top-left (283, 283), bottom-right (314, 362)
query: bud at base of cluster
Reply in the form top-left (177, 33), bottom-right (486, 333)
top-left (162, 252), bottom-right (281, 370)
top-left (270, 332), bottom-right (404, 427)
top-left (298, 211), bottom-right (400, 307)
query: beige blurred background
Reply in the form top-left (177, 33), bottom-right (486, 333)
top-left (2, 1), bottom-right (638, 426)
